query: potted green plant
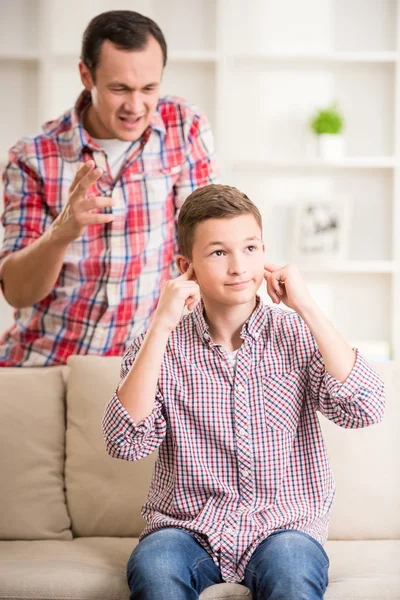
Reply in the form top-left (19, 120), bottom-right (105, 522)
top-left (310, 105), bottom-right (345, 160)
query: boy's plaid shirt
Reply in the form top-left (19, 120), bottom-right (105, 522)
top-left (0, 91), bottom-right (218, 366)
top-left (102, 298), bottom-right (385, 583)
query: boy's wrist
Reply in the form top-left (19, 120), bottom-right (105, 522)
top-left (149, 315), bottom-right (175, 337)
top-left (296, 297), bottom-right (318, 320)
top-left (296, 299), bottom-right (326, 331)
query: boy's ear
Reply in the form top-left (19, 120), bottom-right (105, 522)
top-left (176, 255), bottom-right (194, 278)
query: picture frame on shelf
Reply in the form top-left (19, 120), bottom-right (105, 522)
top-left (291, 194), bottom-right (352, 264)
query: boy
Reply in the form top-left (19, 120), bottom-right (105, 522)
top-left (102, 184), bottom-right (385, 600)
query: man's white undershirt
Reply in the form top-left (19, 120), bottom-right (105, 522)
top-left (91, 137), bottom-right (133, 179)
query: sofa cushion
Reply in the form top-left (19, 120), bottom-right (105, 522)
top-left (321, 361), bottom-right (400, 540)
top-left (0, 538), bottom-right (251, 599)
top-left (0, 366), bottom-right (72, 541)
top-left (325, 540), bottom-right (400, 599)
top-left (65, 356), bottom-right (156, 537)
top-left (0, 539), bottom-right (398, 600)
top-left (0, 538), bottom-right (134, 599)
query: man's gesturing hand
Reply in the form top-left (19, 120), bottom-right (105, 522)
top-left (52, 161), bottom-right (114, 243)
top-left (153, 265), bottom-right (201, 333)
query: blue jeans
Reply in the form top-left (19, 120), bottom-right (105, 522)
top-left (127, 527), bottom-right (329, 599)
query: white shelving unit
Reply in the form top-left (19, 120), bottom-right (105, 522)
top-left (0, 0), bottom-right (399, 362)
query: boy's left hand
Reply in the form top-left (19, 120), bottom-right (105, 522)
top-left (264, 263), bottom-right (315, 315)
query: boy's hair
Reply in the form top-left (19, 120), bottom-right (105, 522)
top-left (81, 10), bottom-right (168, 79)
top-left (177, 184), bottom-right (262, 259)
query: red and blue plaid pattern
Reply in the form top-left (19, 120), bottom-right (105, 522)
top-left (102, 298), bottom-right (385, 583)
top-left (0, 91), bottom-right (218, 366)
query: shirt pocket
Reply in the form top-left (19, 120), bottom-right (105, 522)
top-left (125, 166), bottom-right (182, 226)
top-left (127, 165), bottom-right (182, 191)
top-left (262, 370), bottom-right (307, 431)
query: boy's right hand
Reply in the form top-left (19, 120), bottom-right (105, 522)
top-left (153, 265), bottom-right (200, 333)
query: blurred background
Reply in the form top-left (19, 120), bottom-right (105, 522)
top-left (0, 0), bottom-right (399, 361)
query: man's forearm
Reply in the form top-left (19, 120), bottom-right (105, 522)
top-left (0, 227), bottom-right (70, 309)
top-left (298, 301), bottom-right (356, 383)
top-left (117, 319), bottom-right (171, 424)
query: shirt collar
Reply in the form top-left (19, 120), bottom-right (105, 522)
top-left (69, 90), bottom-right (167, 160)
top-left (192, 296), bottom-right (266, 348)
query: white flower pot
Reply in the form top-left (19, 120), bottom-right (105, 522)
top-left (317, 134), bottom-right (345, 160)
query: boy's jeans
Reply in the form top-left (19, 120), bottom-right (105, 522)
top-left (127, 527), bottom-right (329, 600)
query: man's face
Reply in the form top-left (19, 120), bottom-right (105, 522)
top-left (189, 214), bottom-right (265, 308)
top-left (80, 37), bottom-right (163, 141)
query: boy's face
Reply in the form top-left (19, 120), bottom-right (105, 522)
top-left (187, 214), bottom-right (265, 307)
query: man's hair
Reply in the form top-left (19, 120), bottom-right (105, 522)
top-left (81, 10), bottom-right (167, 78)
top-left (177, 184), bottom-right (263, 259)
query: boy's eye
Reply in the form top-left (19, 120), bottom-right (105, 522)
top-left (212, 250), bottom-right (225, 257)
top-left (247, 245), bottom-right (257, 252)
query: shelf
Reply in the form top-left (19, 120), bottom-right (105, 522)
top-left (297, 260), bottom-right (395, 274)
top-left (169, 51), bottom-right (218, 63)
top-left (0, 158), bottom-right (396, 173)
top-left (233, 51), bottom-right (398, 63)
top-left (0, 52), bottom-right (39, 62)
top-left (232, 157), bottom-right (396, 169)
top-left (47, 51), bottom-right (219, 64)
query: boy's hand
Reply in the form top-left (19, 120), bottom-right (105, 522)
top-left (264, 262), bottom-right (315, 315)
top-left (153, 264), bottom-right (200, 333)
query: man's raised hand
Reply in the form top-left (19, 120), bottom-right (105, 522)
top-left (52, 161), bottom-right (114, 243)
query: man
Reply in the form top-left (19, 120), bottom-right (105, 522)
top-left (0, 10), bottom-right (218, 366)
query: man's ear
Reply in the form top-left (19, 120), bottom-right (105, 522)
top-left (79, 61), bottom-right (94, 91)
top-left (176, 255), bottom-right (193, 277)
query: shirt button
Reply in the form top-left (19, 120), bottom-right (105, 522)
top-left (237, 427), bottom-right (247, 437)
top-left (237, 384), bottom-right (245, 393)
top-left (242, 469), bottom-right (250, 478)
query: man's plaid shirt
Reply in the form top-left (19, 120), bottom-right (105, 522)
top-left (0, 91), bottom-right (218, 366)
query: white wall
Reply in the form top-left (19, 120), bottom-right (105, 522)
top-left (0, 0), bottom-right (398, 360)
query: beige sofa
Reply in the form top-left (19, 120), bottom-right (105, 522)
top-left (0, 356), bottom-right (399, 599)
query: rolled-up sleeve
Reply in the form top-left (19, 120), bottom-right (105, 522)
top-left (0, 141), bottom-right (50, 266)
top-left (308, 347), bottom-right (385, 428)
top-left (102, 335), bottom-right (167, 461)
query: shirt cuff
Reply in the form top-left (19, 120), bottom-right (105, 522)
top-left (322, 348), bottom-right (379, 400)
top-left (102, 392), bottom-right (158, 448)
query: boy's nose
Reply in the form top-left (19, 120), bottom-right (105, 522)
top-left (228, 262), bottom-right (246, 276)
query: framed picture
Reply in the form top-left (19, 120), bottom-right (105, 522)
top-left (291, 194), bottom-right (352, 263)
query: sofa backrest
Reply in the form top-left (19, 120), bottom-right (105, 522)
top-left (0, 366), bottom-right (72, 541)
top-left (1, 357), bottom-right (399, 542)
top-left (320, 360), bottom-right (400, 539)
top-left (65, 356), bottom-right (156, 538)
top-left (64, 356), bottom-right (400, 541)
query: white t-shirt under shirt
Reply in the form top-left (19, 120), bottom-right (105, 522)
top-left (91, 137), bottom-right (134, 179)
top-left (226, 349), bottom-right (238, 372)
